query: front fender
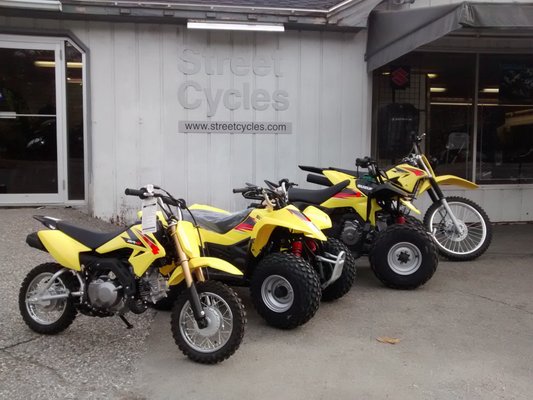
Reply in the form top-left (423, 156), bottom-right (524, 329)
top-left (168, 257), bottom-right (243, 286)
top-left (251, 206), bottom-right (327, 257)
top-left (302, 206), bottom-right (332, 230)
top-left (419, 175), bottom-right (478, 194)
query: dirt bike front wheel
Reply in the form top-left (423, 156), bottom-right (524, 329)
top-left (424, 196), bottom-right (492, 261)
top-left (170, 280), bottom-right (246, 364)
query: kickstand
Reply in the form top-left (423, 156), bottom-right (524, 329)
top-left (119, 314), bottom-right (134, 329)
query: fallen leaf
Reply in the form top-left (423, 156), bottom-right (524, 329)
top-left (376, 336), bottom-right (401, 344)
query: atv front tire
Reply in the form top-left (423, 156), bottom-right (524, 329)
top-left (250, 253), bottom-right (321, 330)
top-left (370, 224), bottom-right (438, 290)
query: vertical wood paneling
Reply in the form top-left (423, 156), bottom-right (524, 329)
top-left (319, 32), bottom-right (343, 168)
top-left (160, 25), bottom-right (184, 199)
top-left (137, 24), bottom-right (163, 187)
top-left (229, 32), bottom-right (255, 211)
top-left (253, 32), bottom-right (278, 186)
top-left (208, 31), bottom-right (233, 210)
top-left (88, 21), bottom-right (116, 220)
top-left (183, 29), bottom-right (210, 205)
top-left (277, 31), bottom-right (302, 189)
top-left (112, 23), bottom-right (138, 220)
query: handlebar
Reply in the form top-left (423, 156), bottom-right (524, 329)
top-left (125, 187), bottom-right (185, 208)
top-left (232, 187), bottom-right (250, 194)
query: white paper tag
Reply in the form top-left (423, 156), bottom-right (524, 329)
top-left (141, 197), bottom-right (157, 234)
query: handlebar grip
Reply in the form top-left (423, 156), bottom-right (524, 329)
top-left (125, 188), bottom-right (147, 198)
top-left (233, 187), bottom-right (249, 194)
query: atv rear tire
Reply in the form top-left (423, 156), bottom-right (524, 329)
top-left (321, 238), bottom-right (357, 302)
top-left (250, 253), bottom-right (321, 330)
top-left (370, 224), bottom-right (438, 290)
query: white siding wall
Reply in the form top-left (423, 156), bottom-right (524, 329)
top-left (1, 17), bottom-right (371, 222)
top-left (2, 11), bottom-right (532, 222)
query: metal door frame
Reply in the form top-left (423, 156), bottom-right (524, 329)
top-left (0, 34), bottom-right (68, 204)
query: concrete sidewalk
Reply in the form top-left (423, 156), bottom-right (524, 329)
top-left (0, 207), bottom-right (531, 399)
top-left (135, 224), bottom-right (533, 400)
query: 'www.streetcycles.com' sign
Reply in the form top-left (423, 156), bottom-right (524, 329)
top-left (179, 120), bottom-right (292, 134)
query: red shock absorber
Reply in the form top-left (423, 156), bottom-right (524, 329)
top-left (291, 241), bottom-right (303, 257)
top-left (396, 215), bottom-right (406, 224)
top-left (305, 238), bottom-right (317, 253)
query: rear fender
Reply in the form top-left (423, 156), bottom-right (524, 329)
top-left (250, 206), bottom-right (327, 257)
top-left (419, 175), bottom-right (478, 194)
top-left (37, 230), bottom-right (91, 271)
top-left (168, 257), bottom-right (243, 286)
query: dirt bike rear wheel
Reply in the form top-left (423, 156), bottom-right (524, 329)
top-left (170, 281), bottom-right (246, 364)
top-left (19, 263), bottom-right (78, 334)
top-left (424, 196), bottom-right (492, 261)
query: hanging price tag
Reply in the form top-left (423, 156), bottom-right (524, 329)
top-left (141, 197), bottom-right (157, 234)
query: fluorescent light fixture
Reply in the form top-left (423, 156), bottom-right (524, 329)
top-left (187, 20), bottom-right (284, 32)
top-left (430, 87), bottom-right (447, 93)
top-left (427, 73), bottom-right (438, 79)
top-left (67, 77), bottom-right (83, 84)
top-left (482, 88), bottom-right (499, 93)
top-left (0, 0), bottom-right (61, 11)
top-left (34, 61), bottom-right (83, 68)
top-left (382, 72), bottom-right (391, 76)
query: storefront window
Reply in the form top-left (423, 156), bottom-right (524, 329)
top-left (373, 52), bottom-right (533, 184)
top-left (477, 55), bottom-right (533, 184)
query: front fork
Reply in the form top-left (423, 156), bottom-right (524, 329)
top-left (427, 181), bottom-right (462, 233)
top-left (169, 224), bottom-right (208, 329)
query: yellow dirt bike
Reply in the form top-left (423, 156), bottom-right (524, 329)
top-left (386, 134), bottom-right (492, 261)
top-left (179, 181), bottom-right (357, 330)
top-left (20, 185), bottom-right (246, 364)
top-left (298, 160), bottom-right (438, 290)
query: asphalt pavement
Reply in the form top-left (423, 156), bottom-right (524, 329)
top-left (1, 207), bottom-right (532, 400)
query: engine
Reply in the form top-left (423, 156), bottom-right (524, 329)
top-left (340, 219), bottom-right (364, 247)
top-left (87, 273), bottom-right (126, 313)
top-left (138, 268), bottom-right (169, 304)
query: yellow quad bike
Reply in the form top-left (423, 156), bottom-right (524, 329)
top-left (20, 185), bottom-right (246, 364)
top-left (386, 134), bottom-right (492, 261)
top-left (181, 181), bottom-right (357, 330)
top-left (297, 161), bottom-right (438, 290)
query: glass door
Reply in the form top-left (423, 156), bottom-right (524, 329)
top-left (0, 39), bottom-right (65, 203)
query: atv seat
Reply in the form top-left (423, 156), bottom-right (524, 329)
top-left (288, 180), bottom-right (349, 205)
top-left (56, 220), bottom-right (127, 249)
top-left (184, 208), bottom-right (251, 234)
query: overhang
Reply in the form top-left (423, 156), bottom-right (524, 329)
top-left (366, 1), bottom-right (533, 71)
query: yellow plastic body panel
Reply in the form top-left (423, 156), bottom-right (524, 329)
top-left (400, 198), bottom-right (421, 215)
top-left (177, 220), bottom-right (201, 259)
top-left (37, 230), bottom-right (91, 271)
top-left (418, 175), bottom-right (478, 194)
top-left (168, 257), bottom-right (243, 286)
top-left (385, 163), bottom-right (428, 194)
top-left (96, 223), bottom-right (166, 277)
top-left (251, 205), bottom-right (327, 256)
top-left (303, 206), bottom-right (332, 230)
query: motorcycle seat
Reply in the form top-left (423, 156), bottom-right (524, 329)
top-left (288, 180), bottom-right (350, 205)
top-left (329, 167), bottom-right (363, 178)
top-left (56, 220), bottom-right (127, 249)
top-left (183, 208), bottom-right (251, 234)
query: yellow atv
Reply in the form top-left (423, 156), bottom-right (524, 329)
top-left (181, 181), bottom-right (357, 330)
top-left (297, 159), bottom-right (438, 290)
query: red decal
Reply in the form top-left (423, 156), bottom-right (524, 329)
top-left (333, 189), bottom-right (362, 199)
top-left (134, 229), bottom-right (160, 255)
top-left (404, 167), bottom-right (425, 177)
top-left (234, 217), bottom-right (256, 232)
